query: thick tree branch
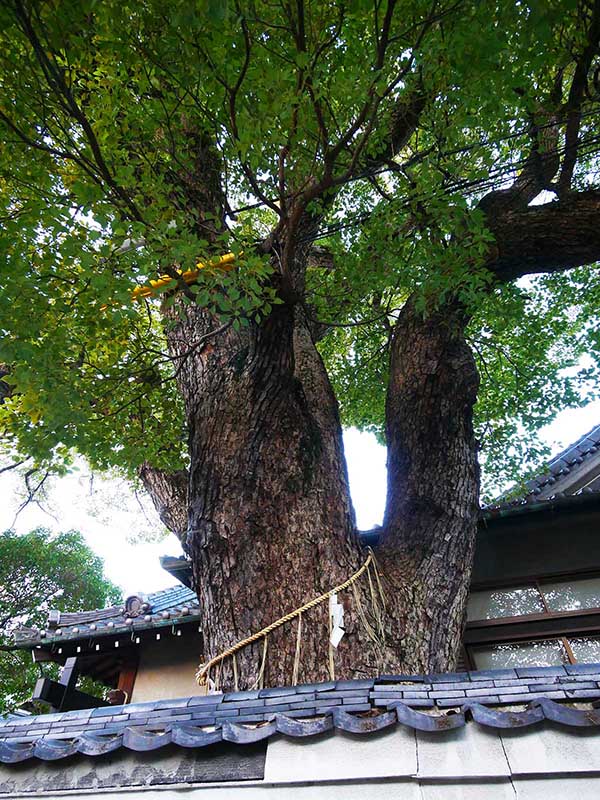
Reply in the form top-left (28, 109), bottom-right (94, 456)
top-left (138, 464), bottom-right (189, 541)
top-left (485, 189), bottom-right (600, 281)
top-left (558, 0), bottom-right (600, 193)
top-left (367, 85), bottom-right (428, 171)
top-left (479, 106), bottom-right (561, 214)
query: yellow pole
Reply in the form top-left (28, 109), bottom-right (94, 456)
top-left (130, 252), bottom-right (237, 301)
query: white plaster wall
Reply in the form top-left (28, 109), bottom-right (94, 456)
top-left (501, 724), bottom-right (600, 774)
top-left (130, 634), bottom-right (204, 703)
top-left (264, 726), bottom-right (417, 782)
top-left (416, 724), bottom-right (510, 779)
top-left (4, 784), bottom-right (419, 800)
top-left (5, 724), bottom-right (600, 797)
top-left (516, 776), bottom-right (600, 799)
top-left (11, 777), bottom-right (600, 799)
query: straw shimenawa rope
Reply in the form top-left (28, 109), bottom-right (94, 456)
top-left (196, 548), bottom-right (377, 687)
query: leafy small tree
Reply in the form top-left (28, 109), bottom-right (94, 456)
top-left (0, 528), bottom-right (121, 714)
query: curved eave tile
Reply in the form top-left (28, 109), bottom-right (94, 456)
top-left (34, 738), bottom-right (78, 761)
top-left (171, 725), bottom-right (223, 748)
top-left (275, 713), bottom-right (334, 737)
top-left (535, 698), bottom-right (600, 727)
top-left (222, 720), bottom-right (276, 744)
top-left (0, 741), bottom-right (35, 764)
top-left (463, 702), bottom-right (544, 728)
top-left (78, 732), bottom-right (124, 756)
top-left (393, 702), bottom-right (465, 731)
top-left (122, 726), bottom-right (172, 751)
top-left (333, 708), bottom-right (396, 734)
top-left (6, 698), bottom-right (600, 762)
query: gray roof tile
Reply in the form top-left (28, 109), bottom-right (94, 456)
top-left (488, 423), bottom-right (600, 509)
top-left (13, 584), bottom-right (200, 647)
top-left (565, 662), bottom-right (600, 674)
top-left (3, 667), bottom-right (600, 763)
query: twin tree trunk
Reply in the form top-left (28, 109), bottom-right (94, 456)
top-left (158, 285), bottom-right (480, 688)
top-left (144, 134), bottom-right (600, 690)
top-left (379, 299), bottom-right (480, 674)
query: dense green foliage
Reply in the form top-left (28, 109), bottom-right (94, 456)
top-left (321, 267), bottom-right (600, 497)
top-left (0, 528), bottom-right (121, 713)
top-left (0, 0), bottom-right (598, 500)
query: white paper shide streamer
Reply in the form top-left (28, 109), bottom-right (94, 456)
top-left (329, 593), bottom-right (345, 648)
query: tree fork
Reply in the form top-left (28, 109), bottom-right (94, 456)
top-left (136, 134), bottom-right (383, 688)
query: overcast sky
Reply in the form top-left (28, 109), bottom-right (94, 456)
top-left (2, 400), bottom-right (600, 596)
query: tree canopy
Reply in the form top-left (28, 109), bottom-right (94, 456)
top-left (0, 527), bottom-right (121, 713)
top-left (1, 0), bottom-right (600, 684)
top-left (0, 0), bottom-right (598, 501)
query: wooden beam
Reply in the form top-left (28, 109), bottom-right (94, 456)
top-left (31, 647), bottom-right (55, 663)
top-left (32, 677), bottom-right (110, 712)
top-left (116, 653), bottom-right (139, 703)
top-left (59, 657), bottom-right (79, 692)
top-left (465, 610), bottom-right (600, 645)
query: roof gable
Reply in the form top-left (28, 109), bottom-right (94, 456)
top-left (486, 422), bottom-right (600, 513)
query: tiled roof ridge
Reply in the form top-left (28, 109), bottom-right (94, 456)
top-left (2, 665), bottom-right (600, 762)
top-left (487, 421), bottom-right (600, 510)
top-left (55, 605), bottom-right (124, 626)
top-left (13, 584), bottom-right (199, 646)
top-left (545, 422), bottom-right (600, 468)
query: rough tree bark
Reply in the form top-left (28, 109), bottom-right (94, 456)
top-left (139, 185), bottom-right (600, 687)
top-left (486, 189), bottom-right (600, 281)
top-left (373, 187), bottom-right (600, 676)
top-left (138, 464), bottom-right (189, 541)
top-left (378, 298), bottom-right (480, 673)
top-left (131, 131), bottom-right (382, 687)
top-left (164, 296), bottom-right (382, 688)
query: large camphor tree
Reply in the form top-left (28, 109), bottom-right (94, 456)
top-left (1, 0), bottom-right (600, 687)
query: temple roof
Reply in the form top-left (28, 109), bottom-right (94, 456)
top-left (13, 584), bottom-right (199, 648)
top-left (527, 422), bottom-right (600, 496)
top-left (484, 422), bottom-right (600, 513)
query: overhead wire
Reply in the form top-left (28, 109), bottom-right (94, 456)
top-left (225, 106), bottom-right (600, 223)
top-left (298, 129), bottom-right (600, 244)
